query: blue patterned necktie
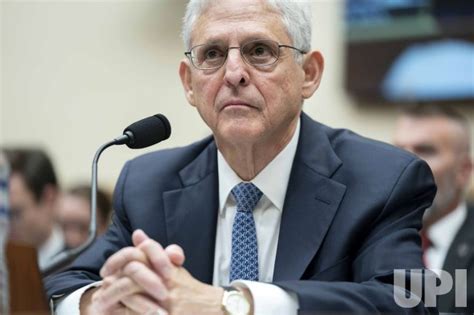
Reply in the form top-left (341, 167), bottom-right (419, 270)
top-left (229, 182), bottom-right (263, 282)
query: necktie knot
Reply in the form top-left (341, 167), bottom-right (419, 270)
top-left (231, 182), bottom-right (262, 213)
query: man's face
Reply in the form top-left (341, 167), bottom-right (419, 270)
top-left (394, 116), bottom-right (468, 214)
top-left (180, 0), bottom-right (319, 149)
top-left (8, 173), bottom-right (53, 247)
top-left (56, 194), bottom-right (90, 249)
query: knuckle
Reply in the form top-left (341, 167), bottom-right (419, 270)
top-left (120, 246), bottom-right (138, 260)
top-left (91, 291), bottom-right (101, 303)
top-left (115, 277), bottom-right (134, 296)
top-left (142, 239), bottom-right (153, 247)
top-left (104, 246), bottom-right (136, 270)
top-left (123, 261), bottom-right (143, 276)
top-left (166, 290), bottom-right (179, 304)
top-left (151, 254), bottom-right (168, 268)
top-left (117, 281), bottom-right (130, 296)
top-left (102, 276), bottom-right (114, 287)
top-left (143, 239), bottom-right (163, 251)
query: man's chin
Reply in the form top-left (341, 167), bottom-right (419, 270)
top-left (216, 122), bottom-right (264, 143)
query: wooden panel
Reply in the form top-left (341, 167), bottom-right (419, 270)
top-left (6, 242), bottom-right (49, 314)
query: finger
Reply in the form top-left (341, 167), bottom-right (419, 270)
top-left (120, 293), bottom-right (166, 315)
top-left (137, 239), bottom-right (174, 280)
top-left (101, 274), bottom-right (119, 291)
top-left (93, 276), bottom-right (142, 312)
top-left (108, 303), bottom-right (129, 315)
top-left (144, 308), bottom-right (169, 315)
top-left (132, 229), bottom-right (150, 247)
top-left (101, 246), bottom-right (148, 277)
top-left (89, 288), bottom-right (123, 315)
top-left (165, 244), bottom-right (185, 266)
top-left (122, 260), bottom-right (168, 301)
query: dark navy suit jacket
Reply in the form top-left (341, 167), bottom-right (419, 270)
top-left (438, 205), bottom-right (474, 313)
top-left (45, 113), bottom-right (437, 313)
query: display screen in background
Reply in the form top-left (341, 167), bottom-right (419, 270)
top-left (344, 0), bottom-right (474, 104)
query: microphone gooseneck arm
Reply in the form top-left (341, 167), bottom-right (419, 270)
top-left (41, 114), bottom-right (170, 276)
top-left (41, 137), bottom-right (128, 277)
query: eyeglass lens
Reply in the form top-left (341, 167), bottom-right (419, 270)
top-left (191, 39), bottom-right (280, 69)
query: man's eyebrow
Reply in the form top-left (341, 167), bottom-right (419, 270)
top-left (196, 34), bottom-right (277, 46)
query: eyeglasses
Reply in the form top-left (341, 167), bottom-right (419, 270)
top-left (184, 39), bottom-right (307, 70)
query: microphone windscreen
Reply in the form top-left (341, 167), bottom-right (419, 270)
top-left (123, 114), bottom-right (171, 149)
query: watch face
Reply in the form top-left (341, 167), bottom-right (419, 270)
top-left (226, 291), bottom-right (250, 315)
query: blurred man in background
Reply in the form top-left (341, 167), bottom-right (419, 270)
top-left (56, 185), bottom-right (112, 249)
top-left (0, 152), bottom-right (10, 314)
top-left (394, 105), bottom-right (474, 313)
top-left (3, 148), bottom-right (64, 270)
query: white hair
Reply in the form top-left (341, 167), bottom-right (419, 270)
top-left (182, 0), bottom-right (312, 55)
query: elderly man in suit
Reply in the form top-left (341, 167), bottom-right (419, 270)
top-left (46, 1), bottom-right (437, 314)
top-left (394, 105), bottom-right (473, 313)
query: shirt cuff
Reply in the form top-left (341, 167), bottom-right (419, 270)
top-left (53, 281), bottom-right (102, 315)
top-left (231, 280), bottom-right (299, 315)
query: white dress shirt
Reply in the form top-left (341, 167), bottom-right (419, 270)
top-left (38, 225), bottom-right (64, 270)
top-left (55, 120), bottom-right (301, 315)
top-left (425, 202), bottom-right (467, 273)
top-left (213, 119), bottom-right (300, 314)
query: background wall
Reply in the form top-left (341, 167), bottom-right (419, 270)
top-left (1, 0), bottom-right (473, 192)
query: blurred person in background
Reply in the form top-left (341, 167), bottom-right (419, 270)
top-left (2, 148), bottom-right (65, 270)
top-left (0, 152), bottom-right (10, 314)
top-left (56, 185), bottom-right (112, 250)
top-left (394, 104), bottom-right (474, 313)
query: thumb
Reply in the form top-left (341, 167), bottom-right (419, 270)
top-left (132, 229), bottom-right (150, 247)
top-left (165, 244), bottom-right (185, 266)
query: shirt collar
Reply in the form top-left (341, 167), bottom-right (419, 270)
top-left (427, 202), bottom-right (467, 250)
top-left (217, 118), bottom-right (300, 215)
top-left (38, 225), bottom-right (65, 268)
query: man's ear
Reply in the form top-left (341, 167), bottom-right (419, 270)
top-left (301, 51), bottom-right (324, 99)
top-left (457, 154), bottom-right (473, 188)
top-left (179, 59), bottom-right (196, 107)
top-left (40, 184), bottom-right (58, 213)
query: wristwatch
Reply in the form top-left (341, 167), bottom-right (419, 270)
top-left (222, 286), bottom-right (250, 315)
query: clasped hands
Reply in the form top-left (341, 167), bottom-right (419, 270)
top-left (81, 229), bottom-right (224, 315)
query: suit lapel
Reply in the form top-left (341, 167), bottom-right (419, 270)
top-left (443, 206), bottom-right (474, 273)
top-left (443, 214), bottom-right (474, 272)
top-left (163, 140), bottom-right (219, 284)
top-left (440, 206), bottom-right (474, 309)
top-left (273, 113), bottom-right (346, 281)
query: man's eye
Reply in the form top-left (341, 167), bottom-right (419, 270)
top-left (205, 49), bottom-right (223, 60)
top-left (249, 44), bottom-right (273, 58)
top-left (253, 45), bottom-right (270, 56)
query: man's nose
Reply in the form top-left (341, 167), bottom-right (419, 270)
top-left (223, 47), bottom-right (250, 87)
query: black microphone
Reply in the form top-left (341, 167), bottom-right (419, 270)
top-left (115, 114), bottom-right (171, 149)
top-left (42, 114), bottom-right (171, 276)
